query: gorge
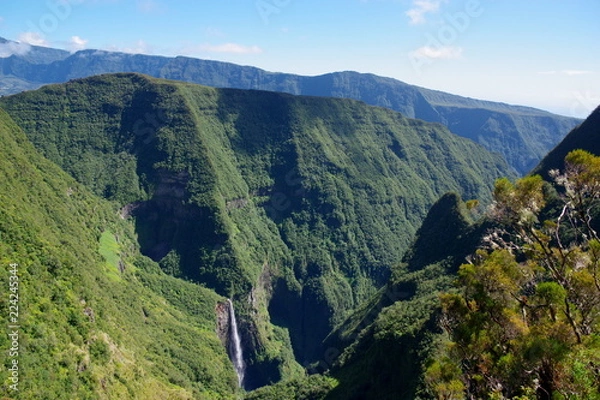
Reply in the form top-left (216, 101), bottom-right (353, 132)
top-left (0, 70), bottom-right (596, 399)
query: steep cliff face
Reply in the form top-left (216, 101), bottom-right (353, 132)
top-left (0, 107), bottom-right (238, 399)
top-left (124, 169), bottom-right (216, 279)
top-left (323, 193), bottom-right (485, 400)
top-left (216, 300), bottom-right (230, 346)
top-left (0, 73), bottom-right (515, 386)
top-left (431, 107), bottom-right (578, 174)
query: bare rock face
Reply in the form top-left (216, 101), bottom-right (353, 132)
top-left (119, 201), bottom-right (144, 219)
top-left (153, 169), bottom-right (190, 199)
top-left (215, 300), bottom-right (230, 346)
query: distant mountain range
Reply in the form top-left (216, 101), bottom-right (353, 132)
top-left (0, 36), bottom-right (582, 175)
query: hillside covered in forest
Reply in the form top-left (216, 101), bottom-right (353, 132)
top-left (0, 107), bottom-right (242, 399)
top-left (0, 72), bottom-right (516, 397)
top-left (0, 71), bottom-right (598, 399)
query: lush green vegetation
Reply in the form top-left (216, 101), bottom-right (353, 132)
top-left (427, 150), bottom-right (600, 399)
top-left (533, 105), bottom-right (599, 180)
top-left (244, 374), bottom-right (338, 400)
top-left (322, 193), bottom-right (483, 400)
top-left (0, 73), bottom-right (514, 382)
top-left (1, 71), bottom-right (592, 399)
top-left (316, 107), bottom-right (600, 399)
top-left (0, 108), bottom-right (238, 399)
top-left (318, 150), bottom-right (600, 399)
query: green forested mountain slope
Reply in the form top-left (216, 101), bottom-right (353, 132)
top-left (532, 105), bottom-right (600, 179)
top-left (0, 108), bottom-right (245, 399)
top-left (422, 154), bottom-right (600, 398)
top-left (0, 38), bottom-right (581, 175)
top-left (320, 193), bottom-right (485, 400)
top-left (0, 73), bottom-right (514, 382)
top-left (322, 104), bottom-right (600, 400)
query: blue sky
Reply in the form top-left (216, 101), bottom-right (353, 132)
top-left (1, 0), bottom-right (599, 117)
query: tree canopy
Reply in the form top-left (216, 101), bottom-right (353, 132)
top-left (427, 150), bottom-right (600, 399)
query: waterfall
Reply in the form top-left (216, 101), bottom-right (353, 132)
top-left (227, 299), bottom-right (245, 387)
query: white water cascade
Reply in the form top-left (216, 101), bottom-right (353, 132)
top-left (227, 299), bottom-right (246, 387)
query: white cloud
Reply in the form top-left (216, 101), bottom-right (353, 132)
top-left (17, 32), bottom-right (49, 47)
top-left (106, 40), bottom-right (154, 55)
top-left (538, 70), bottom-right (593, 76)
top-left (410, 45), bottom-right (462, 60)
top-left (0, 41), bottom-right (32, 58)
top-left (562, 70), bottom-right (592, 76)
top-left (406, 0), bottom-right (445, 25)
top-left (67, 35), bottom-right (88, 52)
top-left (199, 43), bottom-right (263, 55)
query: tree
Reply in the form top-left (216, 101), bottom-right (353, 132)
top-left (427, 150), bottom-right (600, 399)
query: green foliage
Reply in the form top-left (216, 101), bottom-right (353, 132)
top-left (0, 73), bottom-right (515, 372)
top-left (401, 192), bottom-right (474, 271)
top-left (89, 339), bottom-right (110, 364)
top-left (428, 150), bottom-right (600, 399)
top-left (0, 68), bottom-right (586, 399)
top-left (533, 106), bottom-right (600, 180)
top-left (321, 192), bottom-right (492, 400)
top-left (244, 375), bottom-right (338, 400)
top-left (326, 264), bottom-right (453, 400)
top-left (98, 230), bottom-right (125, 281)
top-left (491, 175), bottom-right (546, 226)
top-left (0, 108), bottom-right (237, 399)
top-left (424, 356), bottom-right (465, 400)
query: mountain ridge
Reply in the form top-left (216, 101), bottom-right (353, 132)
top-left (0, 44), bottom-right (596, 398)
top-left (0, 37), bottom-right (581, 175)
top-left (0, 72), bottom-right (515, 386)
top-left (532, 105), bottom-right (600, 179)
